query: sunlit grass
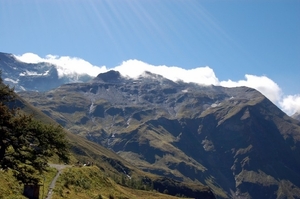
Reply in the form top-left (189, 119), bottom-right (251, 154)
top-left (51, 166), bottom-right (184, 199)
top-left (0, 167), bottom-right (57, 199)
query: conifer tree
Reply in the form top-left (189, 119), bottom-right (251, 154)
top-left (0, 71), bottom-right (69, 184)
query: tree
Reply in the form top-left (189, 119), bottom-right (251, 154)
top-left (0, 71), bottom-right (69, 184)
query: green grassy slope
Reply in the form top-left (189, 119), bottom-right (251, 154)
top-left (2, 90), bottom-right (215, 198)
top-left (0, 167), bottom-right (57, 199)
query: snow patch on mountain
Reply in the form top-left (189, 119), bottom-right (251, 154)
top-left (4, 78), bottom-right (19, 84)
top-left (19, 70), bottom-right (50, 76)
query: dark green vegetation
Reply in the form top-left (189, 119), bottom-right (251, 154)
top-left (19, 70), bottom-right (300, 198)
top-left (0, 72), bottom-right (69, 184)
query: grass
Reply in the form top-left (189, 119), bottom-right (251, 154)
top-left (0, 165), bottom-right (191, 199)
top-left (0, 167), bottom-right (57, 199)
top-left (52, 166), bottom-right (186, 199)
top-left (0, 169), bottom-right (26, 199)
top-left (39, 167), bottom-right (58, 199)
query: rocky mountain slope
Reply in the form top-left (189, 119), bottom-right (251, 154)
top-left (292, 111), bottom-right (300, 121)
top-left (19, 70), bottom-right (300, 199)
top-left (0, 52), bottom-right (92, 92)
top-left (2, 78), bottom-right (215, 199)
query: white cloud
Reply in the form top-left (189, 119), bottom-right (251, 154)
top-left (4, 78), bottom-right (19, 84)
top-left (15, 53), bottom-right (107, 78)
top-left (15, 53), bottom-right (44, 63)
top-left (219, 75), bottom-right (300, 115)
top-left (114, 59), bottom-right (219, 85)
top-left (13, 53), bottom-right (300, 116)
top-left (220, 74), bottom-right (282, 104)
top-left (279, 95), bottom-right (300, 115)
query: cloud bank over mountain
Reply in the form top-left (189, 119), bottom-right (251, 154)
top-left (220, 75), bottom-right (282, 104)
top-left (15, 53), bottom-right (108, 78)
top-left (15, 53), bottom-right (299, 116)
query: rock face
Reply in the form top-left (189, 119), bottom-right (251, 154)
top-left (292, 111), bottom-right (300, 121)
top-left (0, 52), bottom-right (92, 92)
top-left (19, 70), bottom-right (300, 199)
top-left (94, 70), bottom-right (122, 83)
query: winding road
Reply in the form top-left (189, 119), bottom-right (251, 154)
top-left (45, 164), bottom-right (71, 199)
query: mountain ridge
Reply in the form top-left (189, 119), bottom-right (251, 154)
top-left (292, 111), bottom-right (300, 121)
top-left (18, 70), bottom-right (300, 198)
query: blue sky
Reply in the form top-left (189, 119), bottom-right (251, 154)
top-left (0, 0), bottom-right (299, 114)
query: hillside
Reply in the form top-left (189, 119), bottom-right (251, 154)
top-left (0, 167), bottom-right (57, 199)
top-left (0, 165), bottom-right (204, 199)
top-left (1, 80), bottom-right (215, 198)
top-left (19, 70), bottom-right (300, 198)
top-left (52, 165), bottom-right (199, 199)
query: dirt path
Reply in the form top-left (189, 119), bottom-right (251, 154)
top-left (45, 164), bottom-right (71, 199)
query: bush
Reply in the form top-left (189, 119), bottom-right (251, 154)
top-left (109, 194), bottom-right (115, 199)
top-left (97, 194), bottom-right (103, 199)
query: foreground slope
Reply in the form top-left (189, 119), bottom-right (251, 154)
top-left (20, 70), bottom-right (300, 198)
top-left (52, 165), bottom-right (203, 199)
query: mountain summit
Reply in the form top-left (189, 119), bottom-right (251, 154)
top-left (19, 70), bottom-right (300, 198)
top-left (94, 70), bottom-right (122, 83)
